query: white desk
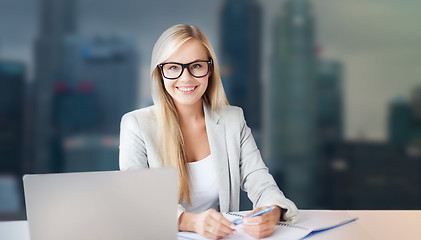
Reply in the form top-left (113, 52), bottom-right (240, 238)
top-left (308, 210), bottom-right (421, 240)
top-left (1, 210), bottom-right (420, 240)
top-left (0, 220), bottom-right (30, 240)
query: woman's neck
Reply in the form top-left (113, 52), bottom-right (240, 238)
top-left (175, 100), bottom-right (204, 124)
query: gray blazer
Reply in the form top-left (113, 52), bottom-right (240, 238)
top-left (119, 102), bottom-right (299, 221)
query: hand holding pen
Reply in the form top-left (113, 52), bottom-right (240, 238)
top-left (232, 206), bottom-right (275, 225)
top-left (237, 205), bottom-right (283, 239)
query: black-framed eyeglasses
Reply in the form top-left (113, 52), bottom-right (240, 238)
top-left (158, 59), bottom-right (212, 80)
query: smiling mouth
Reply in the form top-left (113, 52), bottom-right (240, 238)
top-left (176, 86), bottom-right (198, 93)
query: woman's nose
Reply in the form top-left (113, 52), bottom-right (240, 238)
top-left (178, 67), bottom-right (193, 81)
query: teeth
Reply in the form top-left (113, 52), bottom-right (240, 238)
top-left (178, 87), bottom-right (195, 92)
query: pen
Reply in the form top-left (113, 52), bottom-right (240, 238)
top-left (232, 206), bottom-right (276, 225)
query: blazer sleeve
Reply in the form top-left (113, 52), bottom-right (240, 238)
top-left (119, 111), bottom-right (187, 221)
top-left (237, 108), bottom-right (299, 222)
top-left (119, 112), bottom-right (149, 170)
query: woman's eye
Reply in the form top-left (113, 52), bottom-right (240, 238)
top-left (192, 64), bottom-right (202, 69)
top-left (169, 65), bottom-right (179, 71)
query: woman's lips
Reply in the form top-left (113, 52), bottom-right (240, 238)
top-left (176, 86), bottom-right (198, 94)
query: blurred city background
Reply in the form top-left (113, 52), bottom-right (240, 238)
top-left (1, 0), bottom-right (420, 220)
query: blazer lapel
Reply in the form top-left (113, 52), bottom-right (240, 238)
top-left (203, 103), bottom-right (230, 212)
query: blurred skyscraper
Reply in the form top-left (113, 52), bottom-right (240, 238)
top-left (55, 36), bottom-right (139, 134)
top-left (76, 36), bottom-right (139, 133)
top-left (53, 81), bottom-right (97, 134)
top-left (388, 96), bottom-right (411, 145)
top-left (270, 0), bottom-right (317, 208)
top-left (33, 0), bottom-right (77, 172)
top-left (411, 86), bottom-right (421, 124)
top-left (315, 60), bottom-right (344, 208)
top-left (388, 86), bottom-right (421, 145)
top-left (32, 0), bottom-right (138, 173)
top-left (0, 61), bottom-right (25, 219)
top-left (315, 60), bottom-right (343, 145)
top-left (56, 36), bottom-right (138, 172)
top-left (220, 0), bottom-right (262, 133)
top-left (0, 62), bottom-right (25, 174)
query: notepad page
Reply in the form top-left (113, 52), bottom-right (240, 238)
top-left (271, 210), bottom-right (358, 240)
top-left (287, 210), bottom-right (358, 232)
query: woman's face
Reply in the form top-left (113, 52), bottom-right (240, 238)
top-left (161, 39), bottom-right (210, 108)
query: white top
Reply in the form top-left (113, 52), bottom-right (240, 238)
top-left (183, 154), bottom-right (219, 213)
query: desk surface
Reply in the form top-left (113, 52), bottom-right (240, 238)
top-left (299, 210), bottom-right (421, 240)
top-left (1, 210), bottom-right (420, 240)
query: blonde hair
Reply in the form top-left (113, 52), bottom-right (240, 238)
top-left (150, 24), bottom-right (228, 204)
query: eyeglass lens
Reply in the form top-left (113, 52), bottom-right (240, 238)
top-left (162, 61), bottom-right (209, 79)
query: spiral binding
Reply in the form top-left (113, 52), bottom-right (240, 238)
top-left (278, 223), bottom-right (309, 231)
top-left (225, 212), bottom-right (244, 218)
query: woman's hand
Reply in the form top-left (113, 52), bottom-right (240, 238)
top-left (179, 209), bottom-right (235, 239)
top-left (240, 205), bottom-right (283, 239)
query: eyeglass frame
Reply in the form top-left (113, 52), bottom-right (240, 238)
top-left (158, 59), bottom-right (213, 80)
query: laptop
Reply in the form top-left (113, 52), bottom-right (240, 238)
top-left (23, 167), bottom-right (178, 240)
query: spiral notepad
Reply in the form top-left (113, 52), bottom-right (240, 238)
top-left (223, 210), bottom-right (358, 240)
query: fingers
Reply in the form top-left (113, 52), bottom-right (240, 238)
top-left (207, 215), bottom-right (235, 237)
top-left (244, 205), bottom-right (281, 225)
top-left (241, 216), bottom-right (276, 239)
top-left (241, 223), bottom-right (274, 239)
top-left (217, 211), bottom-right (237, 230)
top-left (244, 215), bottom-right (266, 225)
top-left (197, 209), bottom-right (235, 239)
top-left (240, 206), bottom-right (281, 239)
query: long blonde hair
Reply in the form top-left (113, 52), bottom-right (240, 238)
top-left (150, 24), bottom-right (228, 204)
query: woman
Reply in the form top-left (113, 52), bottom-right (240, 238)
top-left (119, 24), bottom-right (298, 239)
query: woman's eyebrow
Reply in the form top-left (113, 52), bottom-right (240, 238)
top-left (164, 59), bottom-right (208, 64)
